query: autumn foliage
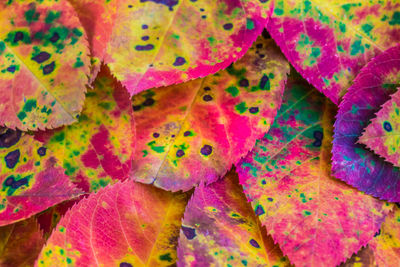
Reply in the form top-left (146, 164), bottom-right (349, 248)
top-left (0, 0), bottom-right (399, 266)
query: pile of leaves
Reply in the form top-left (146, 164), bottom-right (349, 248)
top-left (0, 0), bottom-right (399, 266)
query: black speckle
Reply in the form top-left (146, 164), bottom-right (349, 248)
top-left (128, 4), bottom-right (133, 8)
top-left (32, 51), bottom-right (51, 64)
top-left (43, 61), bottom-right (55, 75)
top-left (200, 145), bottom-right (212, 156)
top-left (203, 95), bottom-right (212, 102)
top-left (255, 205), bottom-right (265, 215)
top-left (0, 129), bottom-right (21, 148)
top-left (173, 56), bottom-right (186, 66)
top-left (176, 149), bottom-right (185, 157)
top-left (312, 130), bottom-right (323, 147)
top-left (142, 24), bottom-right (148, 29)
top-left (249, 239), bottom-right (260, 248)
top-left (132, 105), bottom-right (141, 111)
top-left (153, 133), bottom-right (160, 138)
top-left (183, 131), bottom-right (191, 136)
top-left (171, 135), bottom-right (175, 138)
top-left (223, 23), bottom-right (233, 30)
top-left (7, 66), bottom-right (16, 73)
top-left (119, 263), bottom-right (133, 267)
top-left (37, 147), bottom-right (47, 156)
top-left (13, 31), bottom-right (24, 43)
top-left (135, 44), bottom-right (154, 51)
top-left (383, 121), bottom-right (392, 132)
top-left (203, 87), bottom-right (211, 91)
top-left (256, 43), bottom-right (263, 49)
top-left (201, 15), bottom-right (206, 19)
top-left (4, 176), bottom-right (15, 186)
top-left (141, 35), bottom-right (150, 41)
top-left (239, 79), bottom-right (249, 87)
top-left (5, 149), bottom-right (20, 169)
top-left (11, 177), bottom-right (28, 189)
top-left (259, 54), bottom-right (265, 58)
top-left (249, 107), bottom-right (259, 114)
top-left (182, 226), bottom-right (196, 240)
top-left (259, 75), bottom-right (269, 90)
top-left (143, 98), bottom-right (155, 106)
top-left (49, 32), bottom-right (60, 43)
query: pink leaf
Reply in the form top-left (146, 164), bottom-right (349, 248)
top-left (178, 170), bottom-right (289, 266)
top-left (267, 0), bottom-right (400, 104)
top-left (105, 0), bottom-right (272, 95)
top-left (236, 72), bottom-right (392, 266)
top-left (132, 36), bottom-right (289, 191)
top-left (36, 180), bottom-right (189, 266)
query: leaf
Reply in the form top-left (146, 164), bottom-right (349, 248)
top-left (132, 36), bottom-right (290, 191)
top-left (236, 72), bottom-right (392, 267)
top-left (266, 0), bottom-right (400, 104)
top-left (332, 44), bottom-right (400, 202)
top-left (359, 88), bottom-right (400, 168)
top-left (68, 0), bottom-right (117, 80)
top-left (177, 170), bottom-right (289, 267)
top-left (0, 128), bottom-right (82, 226)
top-left (369, 205), bottom-right (400, 266)
top-left (105, 0), bottom-right (271, 95)
top-left (36, 181), bottom-right (189, 266)
top-left (0, 0), bottom-right (90, 130)
top-left (340, 246), bottom-right (377, 267)
top-left (34, 66), bottom-right (135, 193)
top-left (36, 199), bottom-right (79, 240)
top-left (0, 217), bottom-right (45, 267)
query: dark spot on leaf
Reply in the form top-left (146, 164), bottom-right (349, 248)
top-left (203, 95), bottom-right (212, 101)
top-left (140, 0), bottom-right (179, 11)
top-left (249, 239), bottom-right (260, 248)
top-left (181, 226), bottom-right (196, 240)
top-left (50, 32), bottom-right (60, 43)
top-left (11, 177), bottom-right (28, 189)
top-left (200, 145), bottom-right (212, 156)
top-left (143, 98), bottom-right (155, 106)
top-left (383, 121), bottom-right (392, 132)
top-left (259, 75), bottom-right (269, 90)
top-left (249, 107), bottom-right (259, 114)
top-left (132, 105), bottom-right (141, 111)
top-left (119, 263), bottom-right (133, 267)
top-left (13, 32), bottom-right (24, 43)
top-left (153, 133), bottom-right (160, 138)
top-left (0, 129), bottom-right (21, 148)
top-left (32, 51), bottom-right (51, 63)
top-left (223, 23), bottom-right (233, 30)
top-left (135, 44), bottom-right (154, 51)
top-left (5, 149), bottom-right (20, 169)
top-left (43, 61), bottom-right (55, 75)
top-left (7, 66), bottom-right (16, 73)
top-left (239, 78), bottom-right (249, 87)
top-left (4, 176), bottom-right (14, 186)
top-left (37, 147), bottom-right (47, 156)
top-left (374, 229), bottom-right (381, 237)
top-left (173, 56), bottom-right (186, 66)
top-left (176, 149), bottom-right (185, 157)
top-left (255, 205), bottom-right (265, 215)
